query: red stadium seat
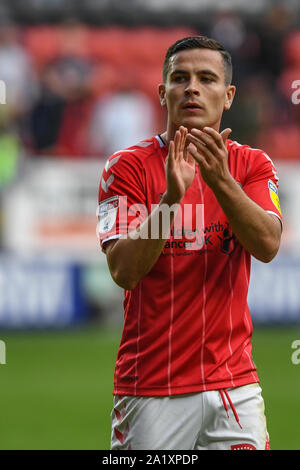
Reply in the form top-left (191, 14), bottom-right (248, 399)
top-left (87, 27), bottom-right (129, 66)
top-left (57, 22), bottom-right (90, 59)
top-left (23, 25), bottom-right (198, 73)
top-left (22, 26), bottom-right (61, 71)
top-left (282, 30), bottom-right (300, 67)
top-left (125, 27), bottom-right (165, 66)
top-left (258, 125), bottom-right (300, 160)
top-left (87, 26), bottom-right (197, 67)
top-left (125, 26), bottom-right (198, 67)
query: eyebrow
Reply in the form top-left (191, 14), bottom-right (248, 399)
top-left (170, 69), bottom-right (220, 79)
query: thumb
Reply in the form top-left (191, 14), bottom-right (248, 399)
top-left (220, 128), bottom-right (232, 143)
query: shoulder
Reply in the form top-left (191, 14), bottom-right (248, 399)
top-left (227, 139), bottom-right (279, 184)
top-left (227, 139), bottom-right (275, 164)
top-left (228, 139), bottom-right (262, 156)
top-left (104, 136), bottom-right (162, 172)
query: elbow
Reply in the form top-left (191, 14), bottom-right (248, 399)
top-left (106, 242), bottom-right (140, 290)
top-left (257, 252), bottom-right (277, 264)
top-left (258, 215), bottom-right (282, 263)
top-left (255, 240), bottom-right (280, 264)
top-left (249, 213), bottom-right (282, 263)
top-left (110, 267), bottom-right (139, 291)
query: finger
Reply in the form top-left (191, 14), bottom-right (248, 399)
top-left (220, 128), bottom-right (232, 144)
top-left (189, 129), bottom-right (218, 155)
top-left (186, 147), bottom-right (196, 167)
top-left (176, 127), bottom-right (186, 160)
top-left (202, 127), bottom-right (225, 149)
top-left (167, 140), bottom-right (175, 169)
top-left (183, 145), bottom-right (188, 161)
top-left (179, 126), bottom-right (187, 155)
top-left (186, 133), bottom-right (215, 163)
top-left (174, 130), bottom-right (181, 160)
top-left (187, 142), bottom-right (210, 170)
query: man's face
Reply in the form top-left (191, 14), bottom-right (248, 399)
top-left (159, 48), bottom-right (235, 133)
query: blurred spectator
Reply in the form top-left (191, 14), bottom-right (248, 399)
top-left (222, 74), bottom-right (276, 147)
top-left (28, 61), bottom-right (66, 155)
top-left (88, 71), bottom-right (157, 156)
top-left (29, 29), bottom-right (96, 157)
top-left (276, 31), bottom-right (300, 123)
top-left (0, 17), bottom-right (38, 119)
top-left (0, 107), bottom-right (20, 186)
top-left (0, 16), bottom-right (28, 250)
top-left (209, 6), bottom-right (300, 160)
top-left (0, 16), bottom-right (37, 181)
top-left (0, 12), bottom-right (298, 162)
top-left (0, 112), bottom-right (20, 250)
top-left (211, 10), bottom-right (246, 52)
top-left (35, 56), bottom-right (94, 157)
top-left (257, 4), bottom-right (295, 79)
top-left (282, 30), bottom-right (300, 69)
top-left (254, 7), bottom-right (300, 161)
top-left (209, 10), bottom-right (261, 83)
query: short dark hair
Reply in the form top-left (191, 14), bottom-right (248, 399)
top-left (162, 36), bottom-right (232, 85)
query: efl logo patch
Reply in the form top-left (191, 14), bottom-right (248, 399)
top-left (98, 196), bottom-right (119, 233)
top-left (268, 180), bottom-right (281, 215)
top-left (231, 443), bottom-right (257, 450)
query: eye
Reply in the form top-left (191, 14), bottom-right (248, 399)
top-left (172, 75), bottom-right (186, 83)
top-left (201, 76), bottom-right (213, 83)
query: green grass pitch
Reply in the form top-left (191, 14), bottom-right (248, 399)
top-left (0, 325), bottom-right (299, 450)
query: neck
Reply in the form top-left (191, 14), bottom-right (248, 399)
top-left (159, 132), bottom-right (168, 146)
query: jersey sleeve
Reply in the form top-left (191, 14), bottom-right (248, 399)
top-left (97, 151), bottom-right (147, 251)
top-left (242, 149), bottom-right (282, 222)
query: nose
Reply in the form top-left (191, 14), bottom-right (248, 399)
top-left (184, 77), bottom-right (200, 96)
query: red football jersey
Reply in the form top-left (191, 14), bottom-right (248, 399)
top-left (97, 135), bottom-right (282, 396)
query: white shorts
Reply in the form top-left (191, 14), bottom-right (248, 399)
top-left (110, 383), bottom-right (270, 450)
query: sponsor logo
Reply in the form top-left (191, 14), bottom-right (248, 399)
top-left (97, 196), bottom-right (119, 233)
top-left (97, 196), bottom-right (237, 256)
top-left (217, 225), bottom-right (235, 255)
top-left (97, 197), bottom-right (205, 251)
top-left (164, 221), bottom-right (236, 254)
top-left (231, 443), bottom-right (257, 450)
top-left (268, 179), bottom-right (281, 214)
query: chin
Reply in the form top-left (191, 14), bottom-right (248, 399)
top-left (181, 118), bottom-right (206, 130)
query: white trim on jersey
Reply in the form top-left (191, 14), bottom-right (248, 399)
top-left (155, 135), bottom-right (166, 148)
top-left (168, 251), bottom-right (175, 396)
top-left (228, 140), bottom-right (279, 183)
top-left (266, 210), bottom-right (283, 231)
top-left (242, 250), bottom-right (258, 382)
top-left (196, 172), bottom-right (207, 391)
top-left (101, 233), bottom-right (123, 246)
top-left (226, 258), bottom-right (235, 388)
top-left (266, 210), bottom-right (282, 220)
top-left (134, 283), bottom-right (142, 396)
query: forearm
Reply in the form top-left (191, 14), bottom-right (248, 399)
top-left (213, 176), bottom-right (281, 262)
top-left (106, 193), bottom-right (180, 290)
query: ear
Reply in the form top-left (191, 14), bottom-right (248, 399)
top-left (158, 83), bottom-right (166, 107)
top-left (224, 85), bottom-right (236, 111)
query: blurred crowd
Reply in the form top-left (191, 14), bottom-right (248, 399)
top-left (0, 4), bottom-right (299, 173)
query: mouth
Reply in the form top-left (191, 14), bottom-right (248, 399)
top-left (182, 102), bottom-right (204, 111)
